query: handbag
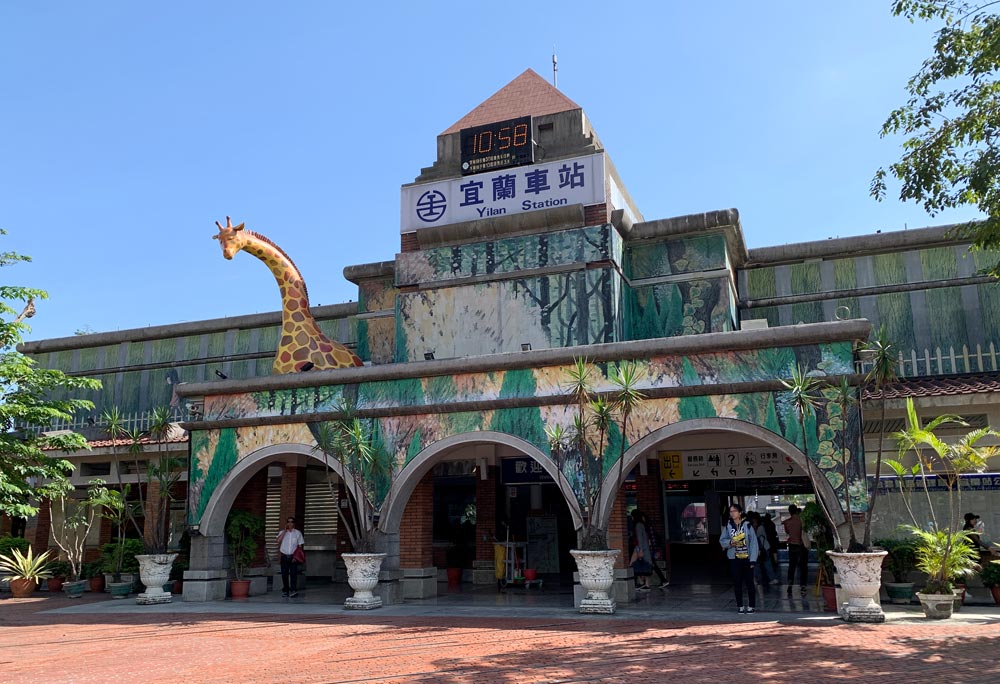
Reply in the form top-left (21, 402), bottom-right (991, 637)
top-left (292, 546), bottom-right (306, 564)
top-left (632, 557), bottom-right (652, 576)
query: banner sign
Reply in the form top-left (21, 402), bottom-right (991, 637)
top-left (874, 472), bottom-right (1000, 493)
top-left (401, 153), bottom-right (606, 233)
top-left (659, 447), bottom-right (805, 481)
top-left (501, 457), bottom-right (554, 484)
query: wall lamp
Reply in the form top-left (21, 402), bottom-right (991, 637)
top-left (214, 370), bottom-right (228, 379)
top-left (424, 352), bottom-right (435, 361)
top-left (521, 343), bottom-right (532, 352)
top-left (300, 362), bottom-right (315, 371)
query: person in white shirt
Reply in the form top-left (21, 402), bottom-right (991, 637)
top-left (276, 516), bottom-right (305, 597)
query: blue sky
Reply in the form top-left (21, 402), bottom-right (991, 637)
top-left (0, 2), bottom-right (982, 342)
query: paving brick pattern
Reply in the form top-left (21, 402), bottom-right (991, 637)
top-left (2, 594), bottom-right (999, 683)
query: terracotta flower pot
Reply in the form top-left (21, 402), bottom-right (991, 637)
top-left (230, 579), bottom-right (251, 599)
top-left (990, 586), bottom-right (1000, 606)
top-left (10, 578), bottom-right (37, 598)
top-left (89, 575), bottom-right (105, 593)
top-left (47, 577), bottom-right (65, 593)
top-left (446, 567), bottom-right (462, 587)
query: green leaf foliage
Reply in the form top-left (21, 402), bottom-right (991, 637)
top-left (0, 234), bottom-right (101, 517)
top-left (875, 2), bottom-right (1000, 276)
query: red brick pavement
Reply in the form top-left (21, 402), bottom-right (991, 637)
top-left (3, 595), bottom-right (999, 683)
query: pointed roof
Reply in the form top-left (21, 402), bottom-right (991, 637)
top-left (441, 69), bottom-right (581, 135)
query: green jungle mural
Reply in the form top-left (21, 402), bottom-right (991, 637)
top-left (190, 342), bottom-right (865, 525)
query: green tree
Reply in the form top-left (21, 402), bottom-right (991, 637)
top-left (872, 2), bottom-right (1000, 272)
top-left (0, 237), bottom-right (101, 517)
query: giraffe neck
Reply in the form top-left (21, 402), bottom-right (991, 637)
top-left (241, 233), bottom-right (323, 334)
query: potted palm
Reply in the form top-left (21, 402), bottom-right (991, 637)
top-left (103, 406), bottom-right (184, 604)
top-left (782, 367), bottom-right (888, 622)
top-left (546, 358), bottom-right (644, 614)
top-left (0, 547), bottom-right (53, 598)
top-left (225, 509), bottom-right (264, 598)
top-left (46, 560), bottom-right (71, 593)
top-left (888, 397), bottom-right (999, 618)
top-left (801, 502), bottom-right (839, 612)
top-left (311, 400), bottom-right (394, 610)
top-left (981, 560), bottom-right (1000, 606)
top-left (875, 538), bottom-right (919, 604)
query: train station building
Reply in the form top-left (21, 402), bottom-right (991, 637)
top-left (8, 69), bottom-right (1000, 605)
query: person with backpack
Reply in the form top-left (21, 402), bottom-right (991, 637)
top-left (720, 502), bottom-right (759, 614)
top-left (637, 510), bottom-right (670, 588)
top-left (748, 512), bottom-right (774, 587)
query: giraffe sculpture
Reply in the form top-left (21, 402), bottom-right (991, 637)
top-left (213, 216), bottom-right (363, 373)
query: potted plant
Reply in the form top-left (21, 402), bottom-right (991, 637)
top-left (100, 539), bottom-right (143, 598)
top-left (801, 502), bottom-right (838, 612)
top-left (0, 547), bottom-right (53, 598)
top-left (84, 560), bottom-right (105, 593)
top-left (311, 400), bottom-right (394, 610)
top-left (875, 538), bottom-right (918, 604)
top-left (981, 560), bottom-right (1000, 606)
top-left (445, 538), bottom-right (469, 588)
top-left (888, 397), bottom-right (998, 618)
top-left (225, 509), bottom-right (264, 599)
top-left (103, 406), bottom-right (183, 604)
top-left (546, 358), bottom-right (644, 614)
top-left (49, 480), bottom-right (110, 598)
top-left (46, 560), bottom-right (71, 593)
top-left (782, 368), bottom-right (888, 622)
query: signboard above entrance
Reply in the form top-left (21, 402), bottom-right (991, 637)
top-left (659, 447), bottom-right (805, 481)
top-left (460, 116), bottom-right (534, 175)
top-left (400, 153), bottom-right (606, 233)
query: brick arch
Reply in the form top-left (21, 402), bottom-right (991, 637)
top-left (197, 443), bottom-right (359, 538)
top-left (592, 417), bottom-right (844, 531)
top-left (380, 431), bottom-right (584, 534)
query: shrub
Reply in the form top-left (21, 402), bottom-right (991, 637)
top-left (0, 536), bottom-right (30, 556)
top-left (875, 538), bottom-right (919, 583)
top-left (981, 560), bottom-right (1000, 588)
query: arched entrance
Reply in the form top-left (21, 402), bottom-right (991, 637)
top-left (185, 442), bottom-right (363, 602)
top-left (382, 431), bottom-right (582, 597)
top-left (591, 417), bottom-right (843, 588)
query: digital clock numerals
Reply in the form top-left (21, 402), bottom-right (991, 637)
top-left (460, 116), bottom-right (534, 174)
top-left (470, 122), bottom-right (529, 155)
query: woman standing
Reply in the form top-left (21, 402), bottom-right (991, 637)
top-left (720, 502), bottom-right (759, 614)
top-left (630, 509), bottom-right (653, 591)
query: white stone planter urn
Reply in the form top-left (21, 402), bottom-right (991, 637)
top-left (135, 553), bottom-right (178, 605)
top-left (827, 550), bottom-right (887, 623)
top-left (570, 549), bottom-right (620, 614)
top-left (342, 552), bottom-right (386, 610)
top-left (915, 592), bottom-right (956, 619)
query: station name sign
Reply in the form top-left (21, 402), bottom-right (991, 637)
top-left (659, 447), bottom-right (805, 481)
top-left (401, 153), bottom-right (606, 233)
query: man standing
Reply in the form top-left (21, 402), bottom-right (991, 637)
top-left (783, 505), bottom-right (808, 594)
top-left (276, 516), bottom-right (304, 598)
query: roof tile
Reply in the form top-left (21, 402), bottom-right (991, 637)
top-left (441, 69), bottom-right (581, 135)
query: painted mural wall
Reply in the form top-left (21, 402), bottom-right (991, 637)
top-left (189, 341), bottom-right (865, 525)
top-left (742, 245), bottom-right (1000, 375)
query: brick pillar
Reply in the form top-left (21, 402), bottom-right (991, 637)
top-left (29, 500), bottom-right (52, 553)
top-left (399, 475), bottom-right (433, 568)
top-left (279, 465), bottom-right (306, 533)
top-left (233, 469), bottom-right (269, 566)
top-left (609, 490), bottom-right (628, 569)
top-left (143, 480), bottom-right (162, 550)
top-left (475, 468), bottom-right (496, 563)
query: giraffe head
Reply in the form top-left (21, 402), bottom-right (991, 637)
top-left (213, 216), bottom-right (248, 260)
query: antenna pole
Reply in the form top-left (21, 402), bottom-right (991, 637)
top-left (552, 47), bottom-right (558, 87)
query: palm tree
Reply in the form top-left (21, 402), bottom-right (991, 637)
top-left (830, 376), bottom-right (859, 549)
top-left (311, 403), bottom-right (391, 554)
top-left (860, 326), bottom-right (898, 548)
top-left (781, 364), bottom-right (842, 550)
top-left (547, 358), bottom-right (646, 550)
top-left (890, 398), bottom-right (999, 591)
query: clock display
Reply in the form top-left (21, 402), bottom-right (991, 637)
top-left (460, 116), bottom-right (533, 175)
